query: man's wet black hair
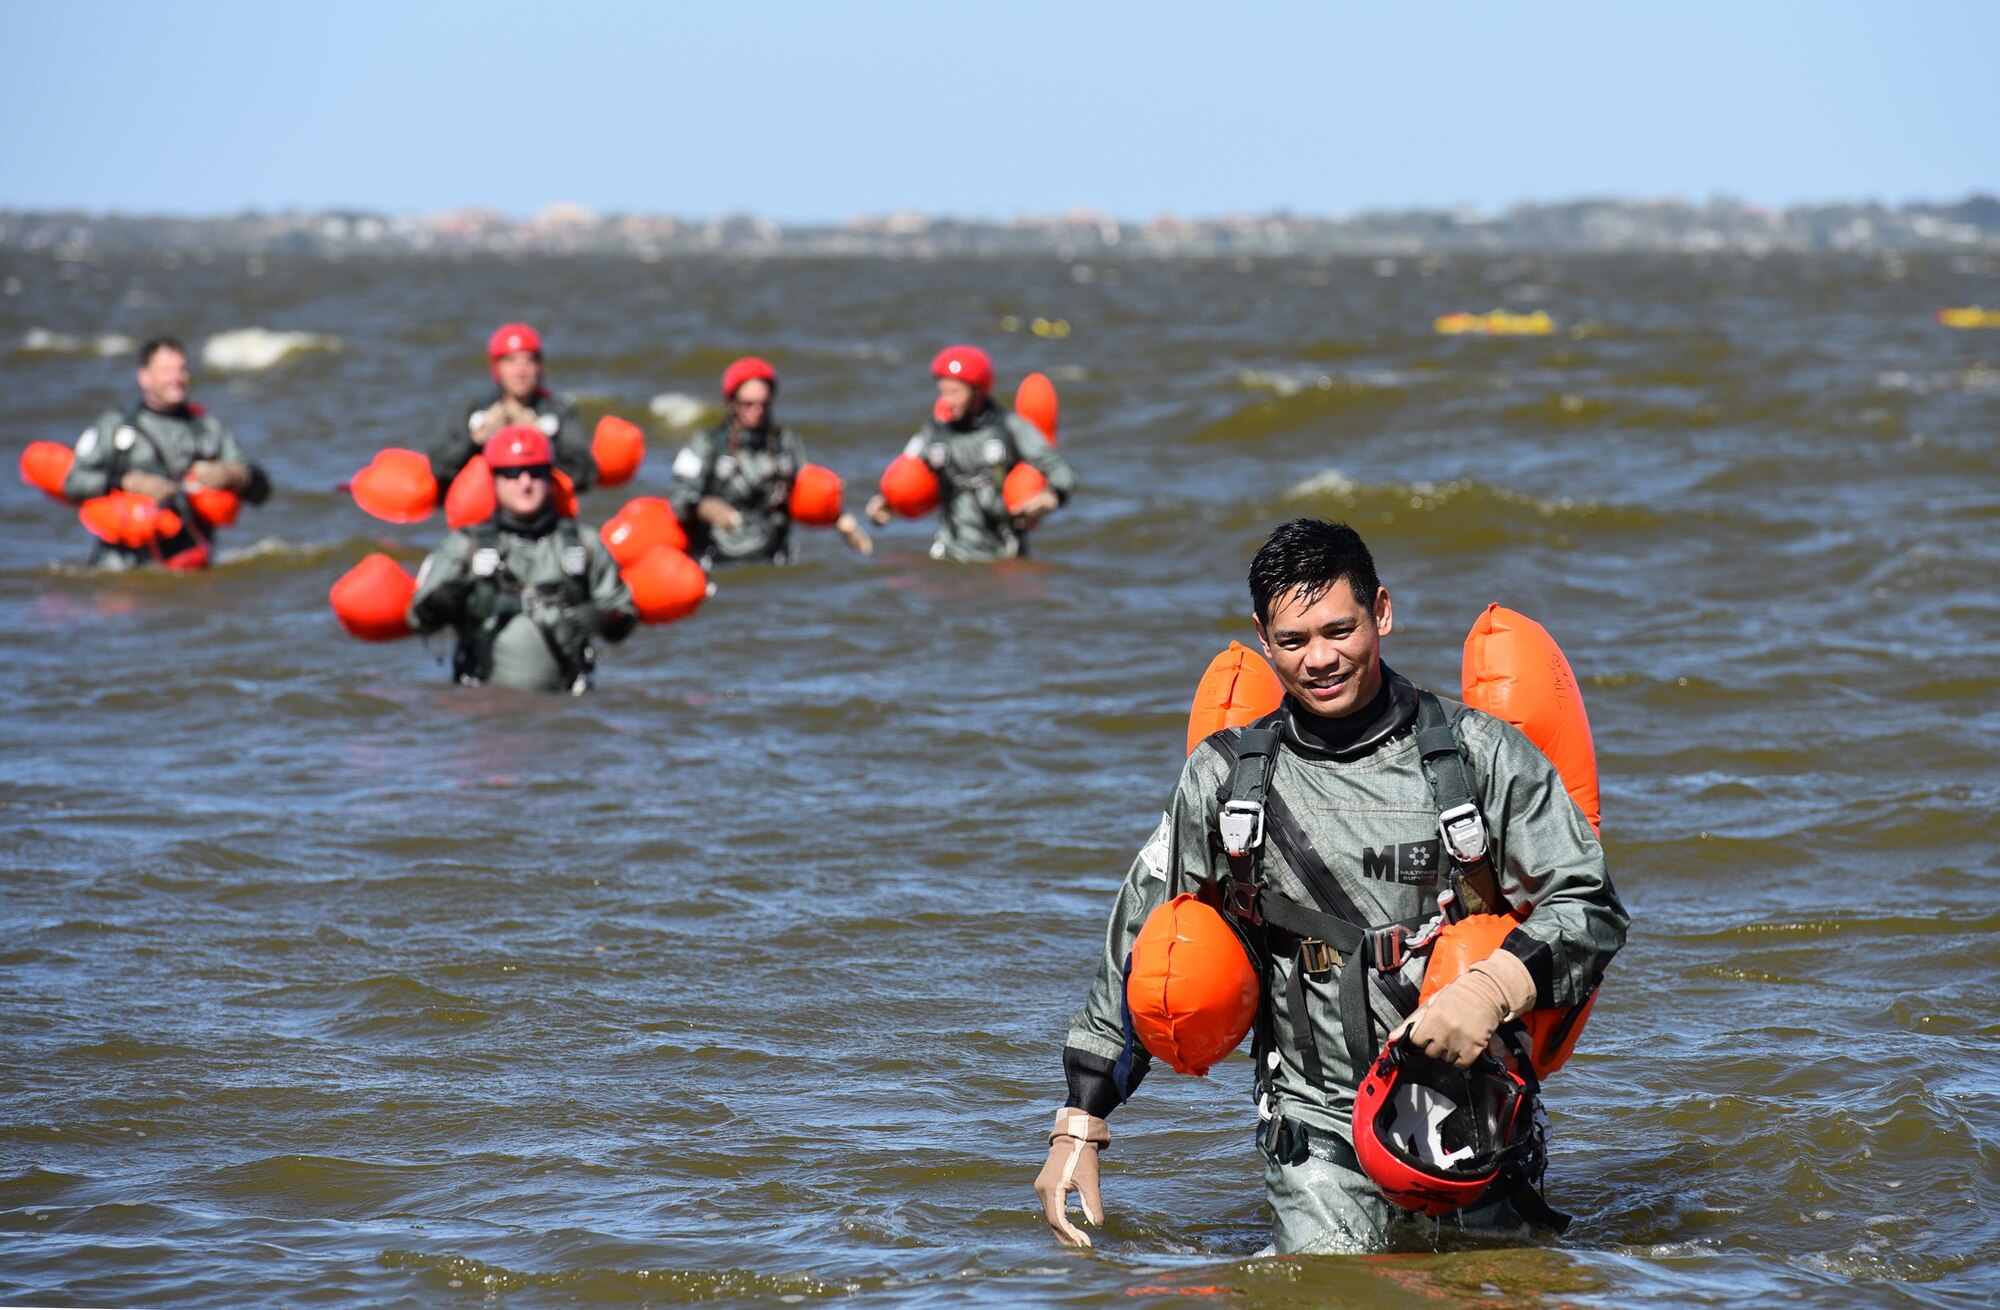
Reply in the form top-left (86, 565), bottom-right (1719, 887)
top-left (138, 336), bottom-right (186, 367)
top-left (1249, 519), bottom-right (1382, 625)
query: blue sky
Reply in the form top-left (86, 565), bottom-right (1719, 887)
top-left (3, 1), bottom-right (1993, 222)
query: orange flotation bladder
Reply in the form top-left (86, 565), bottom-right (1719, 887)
top-left (1001, 462), bottom-right (1048, 515)
top-left (592, 415), bottom-right (646, 487)
top-left (601, 496), bottom-right (689, 567)
top-left (1420, 912), bottom-right (1598, 1079)
top-left (78, 492), bottom-right (182, 548)
top-left (623, 545), bottom-right (711, 624)
top-left (1462, 603), bottom-right (1599, 835)
top-left (789, 463), bottom-right (845, 527)
top-left (329, 553), bottom-right (418, 641)
top-left (1126, 893), bottom-right (1260, 1076)
top-left (443, 456), bottom-right (497, 529)
top-left (1015, 372), bottom-right (1060, 443)
top-left (184, 483), bottom-right (240, 528)
top-left (20, 441), bottom-right (75, 502)
top-left (1126, 645), bottom-right (1284, 1075)
top-left (879, 453), bottom-right (940, 518)
top-left (1185, 641), bottom-right (1284, 754)
top-left (350, 448), bottom-right (439, 524)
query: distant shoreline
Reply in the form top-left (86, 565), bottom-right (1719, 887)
top-left (4, 195), bottom-right (1996, 256)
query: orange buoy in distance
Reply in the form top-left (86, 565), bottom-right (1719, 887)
top-left (789, 463), bottom-right (845, 527)
top-left (78, 492), bottom-right (182, 547)
top-left (1185, 641), bottom-right (1284, 755)
top-left (1125, 893), bottom-right (1260, 1076)
top-left (20, 442), bottom-right (75, 502)
top-left (1419, 911), bottom-right (1598, 1079)
top-left (879, 453), bottom-right (940, 518)
top-left (1001, 463), bottom-right (1048, 515)
top-left (601, 496), bottom-right (689, 567)
top-left (592, 415), bottom-right (646, 487)
top-left (329, 553), bottom-right (418, 641)
top-left (1014, 372), bottom-right (1059, 443)
top-left (1461, 603), bottom-right (1599, 834)
top-left (622, 545), bottom-right (711, 624)
top-left (350, 448), bottom-right (439, 524)
top-left (443, 456), bottom-right (497, 529)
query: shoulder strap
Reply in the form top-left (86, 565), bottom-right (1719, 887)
top-left (556, 523), bottom-right (590, 597)
top-left (1413, 690), bottom-right (1506, 916)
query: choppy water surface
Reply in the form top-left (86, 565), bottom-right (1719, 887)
top-left (2, 248), bottom-right (1996, 1308)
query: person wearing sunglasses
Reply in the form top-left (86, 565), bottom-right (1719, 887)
top-left (666, 356), bottom-right (872, 565)
top-left (407, 426), bottom-right (635, 694)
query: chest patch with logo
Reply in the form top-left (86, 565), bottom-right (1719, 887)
top-left (1359, 838), bottom-right (1442, 885)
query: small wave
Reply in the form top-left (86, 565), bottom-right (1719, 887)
top-left (19, 327), bottom-right (136, 357)
top-left (648, 392), bottom-right (713, 429)
top-left (377, 1250), bottom-right (859, 1300)
top-left (1189, 375), bottom-right (1409, 444)
top-left (1277, 469), bottom-right (1660, 536)
top-left (201, 328), bottom-right (341, 372)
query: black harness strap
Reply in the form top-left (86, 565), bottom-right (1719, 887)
top-left (1414, 690), bottom-right (1507, 917)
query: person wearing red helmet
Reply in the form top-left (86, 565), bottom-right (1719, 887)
top-left (1037, 520), bottom-right (1626, 1253)
top-left (406, 424), bottom-right (635, 694)
top-left (427, 322), bottom-right (596, 493)
top-left (60, 336), bottom-right (272, 569)
top-left (666, 357), bottom-right (872, 564)
top-left (862, 344), bottom-right (1074, 562)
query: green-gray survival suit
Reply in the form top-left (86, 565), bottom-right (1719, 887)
top-left (407, 507), bottom-right (635, 694)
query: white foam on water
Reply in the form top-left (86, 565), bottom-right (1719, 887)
top-left (21, 328), bottom-right (137, 357)
top-left (201, 328), bottom-right (341, 372)
top-left (648, 392), bottom-right (712, 429)
top-left (1238, 369), bottom-right (1309, 396)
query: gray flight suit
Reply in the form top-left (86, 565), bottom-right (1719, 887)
top-left (1062, 670), bottom-right (1627, 1253)
top-left (899, 405), bottom-right (1075, 562)
top-left (666, 423), bottom-right (810, 565)
top-left (430, 388), bottom-right (596, 492)
top-left (63, 402), bottom-right (272, 569)
top-left (406, 518), bottom-right (635, 694)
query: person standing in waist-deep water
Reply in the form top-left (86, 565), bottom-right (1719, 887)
top-left (862, 345), bottom-right (1073, 562)
top-left (429, 322), bottom-right (596, 494)
top-left (406, 426), bottom-right (635, 695)
top-left (62, 336), bottom-right (272, 569)
top-left (1035, 519), bottom-right (1627, 1254)
top-left (666, 356), bottom-right (873, 565)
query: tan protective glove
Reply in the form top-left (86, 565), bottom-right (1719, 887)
top-left (1033, 1108), bottom-right (1108, 1248)
top-left (1400, 949), bottom-right (1537, 1067)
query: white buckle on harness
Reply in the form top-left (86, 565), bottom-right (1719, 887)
top-left (471, 547), bottom-right (501, 578)
top-left (1219, 800), bottom-right (1265, 857)
top-left (1439, 801), bottom-right (1488, 864)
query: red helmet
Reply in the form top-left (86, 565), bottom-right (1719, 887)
top-left (484, 424), bottom-right (553, 471)
top-left (721, 356), bottom-right (778, 399)
top-left (488, 322), bottom-right (542, 361)
top-left (1351, 1039), bottom-right (1537, 1217)
top-left (930, 344), bottom-right (993, 391)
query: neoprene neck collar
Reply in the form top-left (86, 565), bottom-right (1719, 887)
top-left (1282, 665), bottom-right (1418, 761)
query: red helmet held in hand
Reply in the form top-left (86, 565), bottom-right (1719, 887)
top-left (1351, 1038), bottom-right (1540, 1217)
